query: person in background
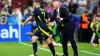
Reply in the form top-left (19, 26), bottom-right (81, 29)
top-left (68, 1), bottom-right (73, 13)
top-left (92, 6), bottom-right (98, 15)
top-left (7, 6), bottom-right (18, 24)
top-left (45, 2), bottom-right (53, 17)
top-left (96, 15), bottom-right (100, 47)
top-left (90, 15), bottom-right (100, 47)
top-left (23, 6), bottom-right (28, 17)
top-left (24, 9), bottom-right (31, 20)
top-left (60, 0), bottom-right (67, 8)
top-left (79, 10), bottom-right (90, 42)
top-left (1, 5), bottom-right (9, 16)
top-left (44, 0), bottom-right (52, 3)
top-left (0, 0), bottom-right (4, 10)
top-left (68, 1), bottom-right (78, 14)
top-left (15, 8), bottom-right (23, 24)
top-left (76, 0), bottom-right (87, 15)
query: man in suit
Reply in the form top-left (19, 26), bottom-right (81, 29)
top-left (51, 1), bottom-right (78, 56)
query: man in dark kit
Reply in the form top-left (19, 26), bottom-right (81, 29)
top-left (51, 1), bottom-right (78, 56)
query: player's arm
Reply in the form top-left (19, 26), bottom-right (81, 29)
top-left (23, 16), bottom-right (33, 26)
top-left (50, 10), bottom-right (56, 22)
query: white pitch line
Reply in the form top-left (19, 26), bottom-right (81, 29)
top-left (19, 42), bottom-right (63, 55)
top-left (80, 51), bottom-right (100, 56)
top-left (20, 42), bottom-right (100, 56)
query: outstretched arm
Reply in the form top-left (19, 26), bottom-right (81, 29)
top-left (23, 16), bottom-right (33, 25)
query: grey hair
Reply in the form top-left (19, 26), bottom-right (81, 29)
top-left (53, 0), bottom-right (60, 5)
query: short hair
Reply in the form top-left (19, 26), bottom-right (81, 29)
top-left (53, 0), bottom-right (60, 5)
top-left (33, 0), bottom-right (40, 5)
top-left (84, 10), bottom-right (89, 13)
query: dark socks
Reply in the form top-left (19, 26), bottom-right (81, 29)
top-left (32, 42), bottom-right (37, 55)
top-left (40, 39), bottom-right (43, 45)
top-left (48, 43), bottom-right (56, 56)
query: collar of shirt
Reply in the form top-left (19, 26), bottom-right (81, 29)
top-left (57, 8), bottom-right (60, 13)
top-left (56, 8), bottom-right (60, 18)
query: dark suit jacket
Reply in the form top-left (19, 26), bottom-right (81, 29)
top-left (51, 7), bottom-right (70, 23)
top-left (51, 7), bottom-right (74, 31)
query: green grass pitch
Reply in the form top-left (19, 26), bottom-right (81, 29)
top-left (0, 42), bottom-right (100, 56)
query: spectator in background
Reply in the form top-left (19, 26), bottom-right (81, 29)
top-left (90, 0), bottom-right (99, 13)
top-left (1, 5), bottom-right (9, 16)
top-left (28, 6), bottom-right (34, 13)
top-left (76, 0), bottom-right (87, 15)
top-left (15, 8), bottom-right (22, 24)
top-left (41, 2), bottom-right (47, 9)
top-left (60, 0), bottom-right (67, 8)
top-left (66, 0), bottom-right (78, 6)
top-left (90, 14), bottom-right (98, 47)
top-left (7, 6), bottom-right (17, 24)
top-left (78, 10), bottom-right (90, 42)
top-left (66, 0), bottom-right (70, 5)
top-left (72, 3), bottom-right (78, 14)
top-left (24, 9), bottom-right (31, 20)
top-left (92, 6), bottom-right (99, 15)
top-left (45, 2), bottom-right (53, 17)
top-left (23, 5), bottom-right (28, 17)
top-left (0, 9), bottom-right (4, 24)
top-left (68, 1), bottom-right (78, 14)
top-left (0, 0), bottom-right (3, 10)
top-left (68, 1), bottom-right (73, 13)
top-left (23, 5), bottom-right (34, 17)
top-left (44, 0), bottom-right (52, 3)
top-left (99, 0), bottom-right (100, 8)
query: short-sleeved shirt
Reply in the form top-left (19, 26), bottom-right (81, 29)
top-left (31, 8), bottom-right (52, 36)
top-left (31, 8), bottom-right (47, 27)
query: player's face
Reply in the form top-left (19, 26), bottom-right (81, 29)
top-left (33, 2), bottom-right (37, 8)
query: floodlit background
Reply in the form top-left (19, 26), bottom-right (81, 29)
top-left (0, 0), bottom-right (100, 56)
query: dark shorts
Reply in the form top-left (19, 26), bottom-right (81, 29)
top-left (34, 29), bottom-right (49, 40)
top-left (39, 24), bottom-right (52, 35)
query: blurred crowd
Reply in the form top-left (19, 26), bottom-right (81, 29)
top-left (0, 0), bottom-right (100, 24)
top-left (0, 0), bottom-right (100, 43)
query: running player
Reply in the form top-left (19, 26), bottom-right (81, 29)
top-left (23, 1), bottom-right (57, 56)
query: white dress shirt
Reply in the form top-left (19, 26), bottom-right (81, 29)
top-left (56, 8), bottom-right (60, 18)
top-left (57, 8), bottom-right (63, 21)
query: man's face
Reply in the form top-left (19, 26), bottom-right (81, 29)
top-left (53, 2), bottom-right (59, 10)
top-left (85, 13), bottom-right (88, 16)
top-left (33, 2), bottom-right (37, 8)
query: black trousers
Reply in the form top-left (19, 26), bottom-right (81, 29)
top-left (61, 22), bottom-right (78, 56)
top-left (81, 29), bottom-right (89, 42)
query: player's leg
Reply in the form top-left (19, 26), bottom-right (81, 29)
top-left (39, 24), bottom-right (56, 56)
top-left (31, 29), bottom-right (41, 56)
top-left (45, 34), bottom-right (57, 56)
top-left (90, 33), bottom-right (95, 47)
top-left (38, 33), bottom-right (43, 47)
top-left (31, 36), bottom-right (39, 56)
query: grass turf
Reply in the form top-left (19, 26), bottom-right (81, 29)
top-left (0, 42), bottom-right (100, 56)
